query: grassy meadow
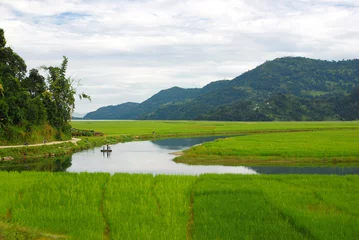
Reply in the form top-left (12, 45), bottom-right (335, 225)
top-left (175, 129), bottom-right (359, 165)
top-left (1, 172), bottom-right (359, 239)
top-left (71, 120), bottom-right (359, 136)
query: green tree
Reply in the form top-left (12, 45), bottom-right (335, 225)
top-left (22, 68), bottom-right (46, 97)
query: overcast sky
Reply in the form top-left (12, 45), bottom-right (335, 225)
top-left (1, 0), bottom-right (358, 114)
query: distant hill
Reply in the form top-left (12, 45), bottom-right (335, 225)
top-left (85, 102), bottom-right (140, 119)
top-left (84, 57), bottom-right (359, 121)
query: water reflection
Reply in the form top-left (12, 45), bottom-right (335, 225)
top-left (0, 155), bottom-right (72, 172)
top-left (68, 136), bottom-right (256, 175)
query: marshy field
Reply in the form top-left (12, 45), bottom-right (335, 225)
top-left (1, 120), bottom-right (359, 239)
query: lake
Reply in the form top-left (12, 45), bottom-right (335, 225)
top-left (1, 136), bottom-right (359, 175)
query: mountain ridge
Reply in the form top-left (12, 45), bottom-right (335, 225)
top-left (84, 57), bottom-right (359, 121)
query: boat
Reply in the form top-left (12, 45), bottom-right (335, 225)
top-left (100, 145), bottom-right (112, 152)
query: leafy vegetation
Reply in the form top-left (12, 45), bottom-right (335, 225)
top-left (0, 28), bottom-right (89, 145)
top-left (84, 57), bottom-right (359, 121)
top-left (1, 172), bottom-right (359, 239)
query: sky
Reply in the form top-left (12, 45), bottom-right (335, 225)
top-left (1, 0), bottom-right (359, 114)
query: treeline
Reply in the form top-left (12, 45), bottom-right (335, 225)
top-left (0, 29), bottom-right (89, 144)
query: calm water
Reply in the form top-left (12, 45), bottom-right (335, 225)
top-left (67, 136), bottom-right (257, 175)
top-left (66, 136), bottom-right (359, 175)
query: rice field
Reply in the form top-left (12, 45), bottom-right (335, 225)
top-left (71, 120), bottom-right (359, 136)
top-left (176, 129), bottom-right (359, 165)
top-left (1, 172), bottom-right (359, 240)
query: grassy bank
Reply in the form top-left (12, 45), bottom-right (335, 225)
top-left (175, 129), bottom-right (359, 166)
top-left (1, 172), bottom-right (358, 239)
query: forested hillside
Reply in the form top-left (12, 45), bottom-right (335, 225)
top-left (85, 57), bottom-right (359, 121)
top-left (0, 29), bottom-right (89, 144)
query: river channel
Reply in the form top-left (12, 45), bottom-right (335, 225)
top-left (1, 136), bottom-right (359, 175)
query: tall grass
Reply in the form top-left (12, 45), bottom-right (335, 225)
top-left (260, 175), bottom-right (359, 239)
top-left (0, 172), bottom-right (39, 220)
top-left (11, 172), bottom-right (109, 239)
top-left (1, 172), bottom-right (359, 239)
top-left (104, 174), bottom-right (196, 240)
top-left (192, 174), bottom-right (306, 240)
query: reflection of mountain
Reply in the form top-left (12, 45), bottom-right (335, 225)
top-left (151, 136), bottom-right (228, 150)
top-left (249, 166), bottom-right (359, 175)
top-left (0, 155), bottom-right (72, 172)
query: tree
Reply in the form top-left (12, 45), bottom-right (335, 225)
top-left (21, 69), bottom-right (46, 97)
top-left (41, 56), bottom-right (90, 131)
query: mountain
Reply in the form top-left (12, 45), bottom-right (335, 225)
top-left (84, 57), bottom-right (359, 121)
top-left (85, 102), bottom-right (140, 119)
top-left (72, 112), bottom-right (86, 118)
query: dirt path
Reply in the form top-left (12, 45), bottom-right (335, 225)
top-left (0, 138), bottom-right (81, 149)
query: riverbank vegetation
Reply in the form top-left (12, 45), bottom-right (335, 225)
top-left (1, 172), bottom-right (358, 239)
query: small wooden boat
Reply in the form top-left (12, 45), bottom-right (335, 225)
top-left (100, 145), bottom-right (112, 152)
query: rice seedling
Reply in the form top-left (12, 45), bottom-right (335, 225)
top-left (192, 174), bottom-right (306, 240)
top-left (259, 175), bottom-right (359, 240)
top-left (1, 172), bottom-right (359, 239)
top-left (104, 174), bottom-right (196, 240)
top-left (11, 172), bottom-right (109, 239)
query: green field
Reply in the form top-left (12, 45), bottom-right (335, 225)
top-left (176, 129), bottom-right (359, 165)
top-left (1, 172), bottom-right (359, 239)
top-left (71, 120), bottom-right (359, 136)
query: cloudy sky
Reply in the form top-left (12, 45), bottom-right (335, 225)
top-left (1, 0), bottom-right (358, 114)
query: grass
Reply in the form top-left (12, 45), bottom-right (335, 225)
top-left (104, 174), bottom-right (196, 239)
top-left (71, 120), bottom-right (359, 136)
top-left (175, 129), bottom-right (359, 165)
top-left (1, 172), bottom-right (359, 240)
top-left (11, 172), bottom-right (109, 239)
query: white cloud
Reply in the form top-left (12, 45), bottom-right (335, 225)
top-left (0, 0), bottom-right (358, 113)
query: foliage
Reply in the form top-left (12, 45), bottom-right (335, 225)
top-left (0, 28), bottom-right (89, 144)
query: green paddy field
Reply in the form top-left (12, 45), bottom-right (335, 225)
top-left (1, 121), bottom-right (359, 239)
top-left (1, 173), bottom-right (359, 240)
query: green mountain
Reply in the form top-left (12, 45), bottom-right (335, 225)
top-left (84, 57), bottom-right (359, 121)
top-left (85, 102), bottom-right (140, 120)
